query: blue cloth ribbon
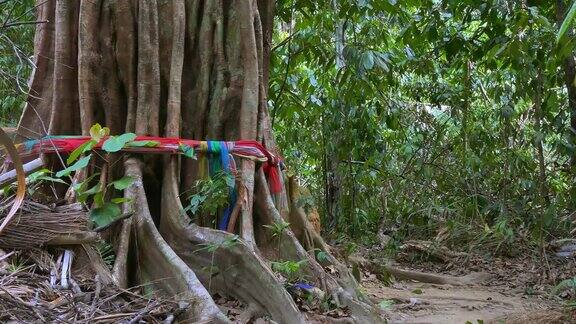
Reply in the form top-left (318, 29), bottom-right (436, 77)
top-left (205, 141), bottom-right (236, 231)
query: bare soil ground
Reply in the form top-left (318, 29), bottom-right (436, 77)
top-left (354, 243), bottom-right (576, 324)
top-left (364, 276), bottom-right (566, 323)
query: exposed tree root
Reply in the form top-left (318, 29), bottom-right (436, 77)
top-left (253, 170), bottom-right (383, 323)
top-left (160, 157), bottom-right (304, 324)
top-left (382, 266), bottom-right (468, 286)
top-left (362, 257), bottom-right (490, 286)
top-left (114, 158), bottom-right (228, 323)
top-left (399, 240), bottom-right (467, 263)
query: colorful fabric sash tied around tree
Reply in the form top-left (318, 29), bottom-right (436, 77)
top-left (14, 135), bottom-right (285, 231)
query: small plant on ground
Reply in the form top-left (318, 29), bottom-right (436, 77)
top-left (271, 259), bottom-right (307, 284)
top-left (195, 235), bottom-right (239, 292)
top-left (96, 240), bottom-right (116, 269)
top-left (264, 220), bottom-right (291, 255)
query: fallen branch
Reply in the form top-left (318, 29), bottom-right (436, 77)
top-left (400, 240), bottom-right (467, 263)
top-left (381, 265), bottom-right (464, 285)
top-left (0, 157), bottom-right (44, 187)
top-left (348, 255), bottom-right (490, 286)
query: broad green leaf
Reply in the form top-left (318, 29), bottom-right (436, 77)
top-left (33, 176), bottom-right (67, 185)
top-left (56, 154), bottom-right (92, 178)
top-left (67, 139), bottom-right (96, 165)
top-left (72, 172), bottom-right (100, 191)
top-left (111, 176), bottom-right (134, 190)
top-left (90, 203), bottom-right (122, 228)
top-left (126, 140), bottom-right (160, 148)
top-left (557, 1), bottom-right (576, 45)
top-left (102, 133), bottom-right (137, 152)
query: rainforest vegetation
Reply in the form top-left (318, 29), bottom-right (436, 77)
top-left (1, 0), bottom-right (576, 323)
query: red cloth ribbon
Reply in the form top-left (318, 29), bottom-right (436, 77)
top-left (22, 136), bottom-right (285, 194)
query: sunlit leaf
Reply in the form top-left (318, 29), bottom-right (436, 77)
top-left (557, 1), bottom-right (576, 45)
top-left (56, 154), bottom-right (91, 178)
top-left (89, 123), bottom-right (110, 142)
top-left (102, 133), bottom-right (137, 152)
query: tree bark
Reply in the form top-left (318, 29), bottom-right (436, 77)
top-left (16, 0), bottom-right (382, 322)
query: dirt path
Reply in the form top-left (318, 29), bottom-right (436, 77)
top-left (363, 275), bottom-right (566, 323)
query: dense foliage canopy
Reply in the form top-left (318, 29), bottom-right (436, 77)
top-left (0, 0), bottom-right (34, 125)
top-left (270, 0), bottom-right (576, 253)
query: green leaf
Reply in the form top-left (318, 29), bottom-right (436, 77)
top-left (111, 176), bottom-right (134, 190)
top-left (93, 191), bottom-right (105, 207)
top-left (89, 123), bottom-right (110, 142)
top-left (56, 154), bottom-right (92, 178)
top-left (111, 197), bottom-right (132, 204)
top-left (362, 51), bottom-right (374, 70)
top-left (72, 172), bottom-right (100, 191)
top-left (179, 144), bottom-right (196, 159)
top-left (126, 140), bottom-right (160, 148)
top-left (90, 203), bottom-right (122, 228)
top-left (67, 139), bottom-right (96, 165)
top-left (102, 133), bottom-right (137, 152)
top-left (27, 169), bottom-right (67, 184)
top-left (77, 183), bottom-right (101, 203)
top-left (34, 176), bottom-right (67, 185)
top-left (557, 1), bottom-right (576, 45)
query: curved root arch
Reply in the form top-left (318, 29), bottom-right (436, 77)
top-left (18, 0), bottom-right (382, 322)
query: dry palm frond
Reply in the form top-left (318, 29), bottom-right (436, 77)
top-left (0, 200), bottom-right (89, 249)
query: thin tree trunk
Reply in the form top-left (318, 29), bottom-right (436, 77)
top-left (534, 68), bottom-right (548, 203)
top-left (325, 0), bottom-right (345, 229)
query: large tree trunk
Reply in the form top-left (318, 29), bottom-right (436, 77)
top-left (17, 1), bottom-right (382, 323)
